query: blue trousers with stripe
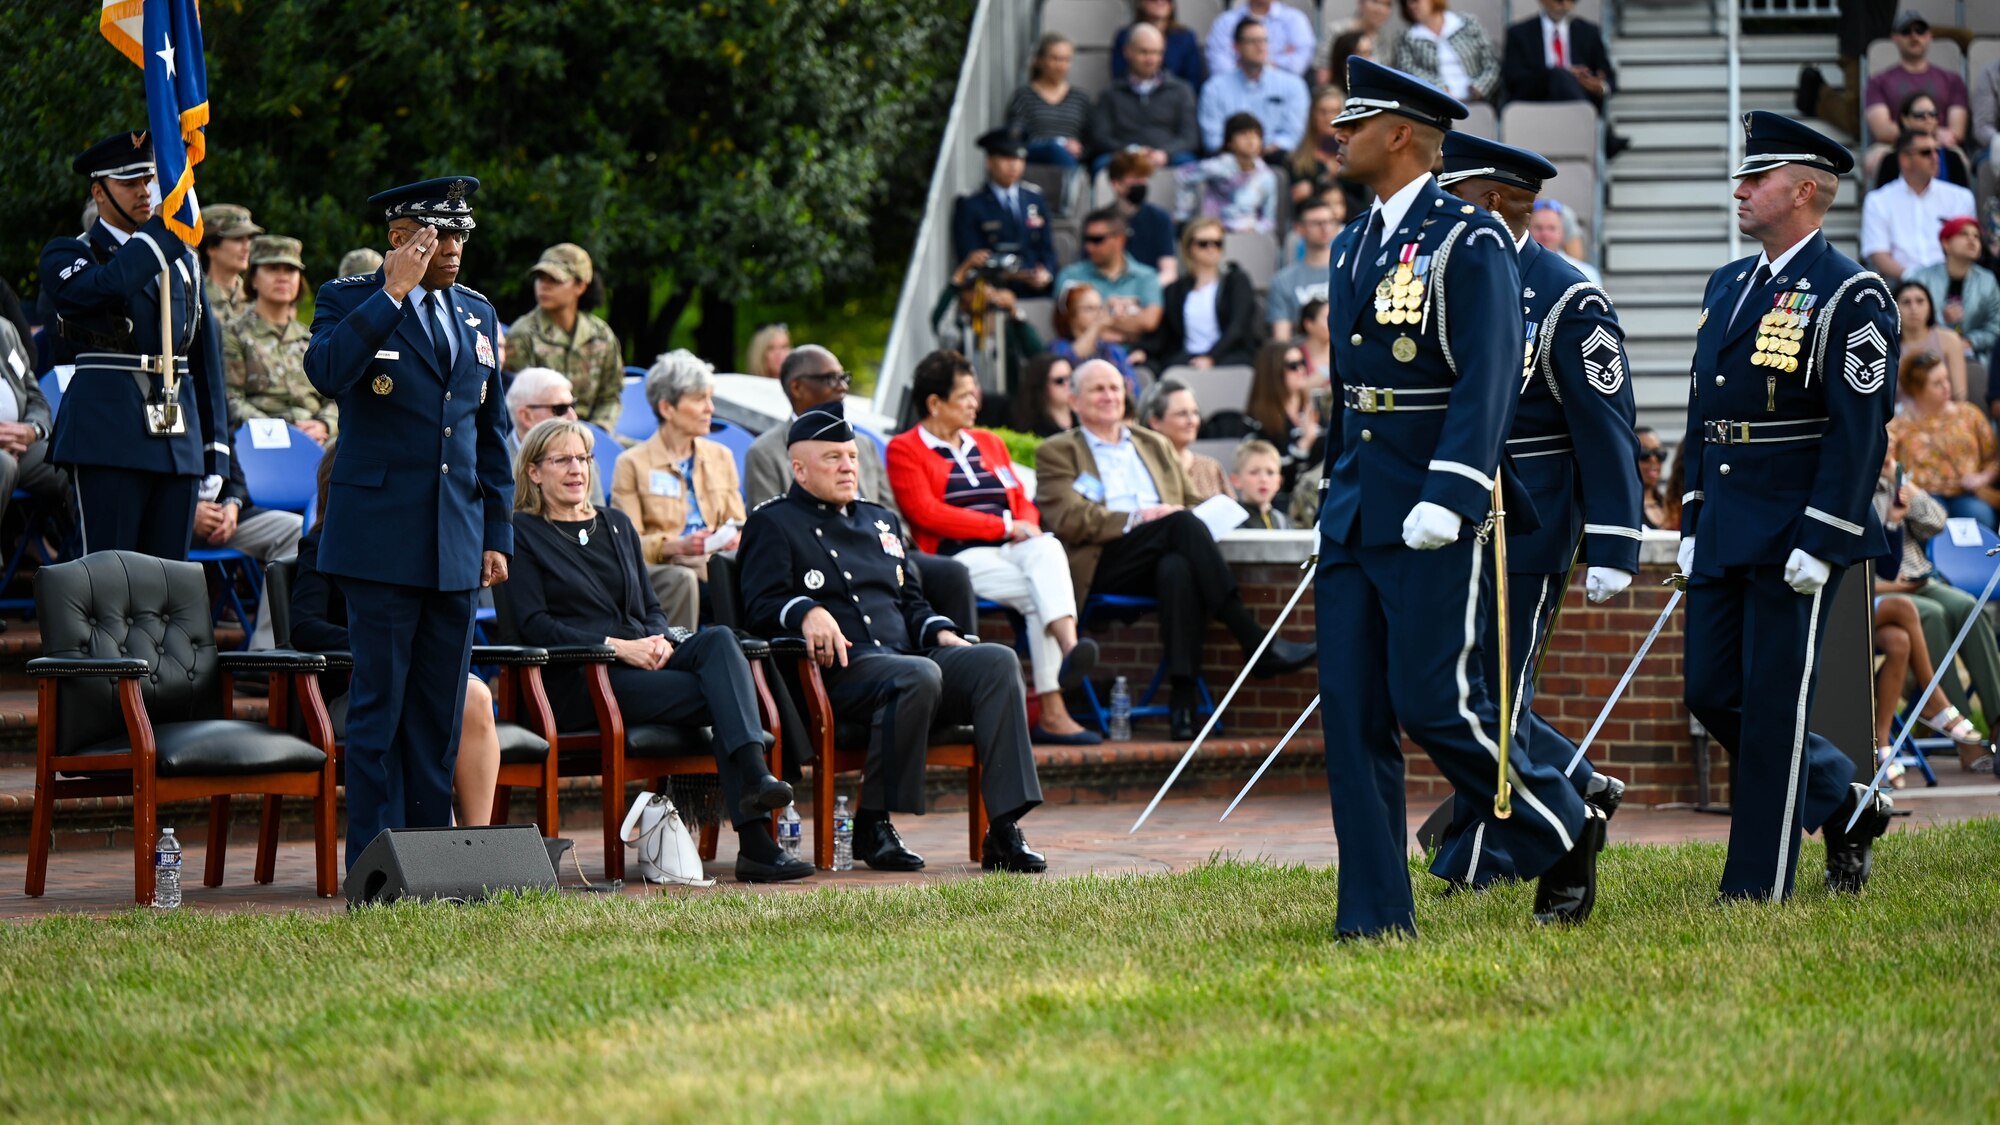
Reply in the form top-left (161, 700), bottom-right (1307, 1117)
top-left (1316, 534), bottom-right (1588, 937)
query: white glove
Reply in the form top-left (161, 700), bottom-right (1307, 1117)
top-left (1783, 548), bottom-right (1832, 595)
top-left (1585, 566), bottom-right (1633, 604)
top-left (1676, 536), bottom-right (1696, 574)
top-left (199, 474), bottom-right (224, 503)
top-left (1401, 501), bottom-right (1463, 550)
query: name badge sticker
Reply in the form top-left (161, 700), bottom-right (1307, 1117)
top-left (650, 470), bottom-right (681, 498)
top-left (1073, 472), bottom-right (1106, 503)
top-left (995, 466), bottom-right (1017, 490)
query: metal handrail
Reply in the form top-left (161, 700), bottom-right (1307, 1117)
top-left (1724, 0), bottom-right (1742, 261)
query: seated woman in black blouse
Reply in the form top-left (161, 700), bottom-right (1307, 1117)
top-left (506, 417), bottom-right (810, 884)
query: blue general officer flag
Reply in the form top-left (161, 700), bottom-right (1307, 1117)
top-left (101, 0), bottom-right (210, 244)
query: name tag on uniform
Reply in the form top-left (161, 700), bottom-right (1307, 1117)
top-left (650, 470), bottom-right (681, 498)
top-left (1073, 472), bottom-right (1106, 503)
top-left (374, 350), bottom-right (399, 361)
top-left (474, 332), bottom-right (496, 368)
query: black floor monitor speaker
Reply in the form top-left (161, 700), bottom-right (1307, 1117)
top-left (343, 824), bottom-right (559, 906)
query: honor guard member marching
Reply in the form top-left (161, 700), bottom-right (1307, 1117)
top-left (1315, 59), bottom-right (1602, 939)
top-left (1429, 134), bottom-right (1642, 892)
top-left (303, 177), bottom-right (512, 869)
top-left (39, 130), bottom-right (230, 560)
top-left (1681, 112), bottom-right (1897, 901)
top-left (739, 400), bottom-right (1048, 874)
top-left (949, 126), bottom-right (1058, 296)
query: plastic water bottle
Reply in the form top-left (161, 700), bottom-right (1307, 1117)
top-left (1108, 676), bottom-right (1133, 741)
top-left (831, 796), bottom-right (854, 871)
top-left (778, 802), bottom-right (802, 860)
top-left (152, 828), bottom-right (182, 909)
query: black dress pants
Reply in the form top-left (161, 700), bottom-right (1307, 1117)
top-left (1087, 510), bottom-right (1239, 679)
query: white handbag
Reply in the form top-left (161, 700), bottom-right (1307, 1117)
top-left (619, 790), bottom-right (715, 886)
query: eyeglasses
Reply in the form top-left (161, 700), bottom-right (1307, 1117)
top-left (527, 401), bottom-right (577, 415)
top-left (1285, 358), bottom-right (1307, 370)
top-left (1192, 238), bottom-right (1224, 250)
top-left (797, 370), bottom-right (853, 389)
top-left (1082, 232), bottom-right (1115, 244)
top-left (1898, 23), bottom-right (1929, 35)
top-left (1049, 376), bottom-right (1071, 387)
top-left (537, 454), bottom-right (591, 470)
top-left (1909, 147), bottom-right (1939, 158)
top-left (1636, 448), bottom-right (1669, 462)
top-left (1906, 107), bottom-right (1939, 119)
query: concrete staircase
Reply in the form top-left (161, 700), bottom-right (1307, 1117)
top-left (1604, 3), bottom-right (1853, 435)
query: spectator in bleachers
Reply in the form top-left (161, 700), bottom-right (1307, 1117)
top-left (1870, 92), bottom-right (1971, 189)
top-left (1297, 296), bottom-right (1331, 384)
top-left (1870, 588), bottom-right (1982, 780)
top-left (1231, 439), bottom-right (1289, 528)
top-left (336, 248), bottom-right (382, 279)
top-left (1177, 114), bottom-right (1281, 233)
top-left (1268, 197), bottom-right (1335, 340)
top-left (1323, 30), bottom-right (1381, 94)
top-left (1145, 217), bottom-right (1257, 368)
top-left (1288, 87), bottom-right (1346, 210)
top-left (1015, 354), bottom-right (1078, 437)
top-left (1114, 0), bottom-right (1209, 91)
top-left (1635, 426), bottom-right (1671, 530)
top-left (1054, 206), bottom-right (1165, 356)
top-left (1859, 12), bottom-right (1971, 183)
top-left (1315, 0), bottom-right (1393, 88)
top-left (1106, 150), bottom-right (1182, 283)
top-left (1198, 17), bottom-right (1311, 156)
top-left (743, 321), bottom-right (792, 379)
top-left (1138, 376), bottom-right (1227, 502)
top-left (1888, 348), bottom-right (1998, 528)
top-left (887, 350), bottom-right (1101, 745)
top-left (1206, 1), bottom-right (1315, 80)
top-left (504, 367), bottom-right (580, 469)
top-left (1864, 130), bottom-right (1978, 284)
top-left (1246, 339), bottom-right (1322, 497)
top-left (198, 203), bottom-right (262, 326)
top-left (223, 235), bottom-right (336, 444)
top-left (1794, 0), bottom-right (1896, 137)
top-left (1529, 200), bottom-right (1600, 283)
top-left (1090, 24), bottom-right (1202, 170)
top-left (1976, 59), bottom-right (2000, 249)
top-left (950, 126), bottom-right (1058, 298)
top-left (1038, 359), bottom-right (1315, 739)
top-left (502, 243), bottom-right (624, 433)
top-left (1009, 33), bottom-right (1093, 171)
top-left (1501, 0), bottom-right (1627, 158)
top-left (1392, 0), bottom-right (1501, 106)
top-left (1051, 281), bottom-right (1138, 390)
top-left (609, 350), bottom-right (743, 631)
top-left (1911, 217), bottom-right (2000, 369)
top-left (1895, 280), bottom-right (1970, 401)
top-left (0, 318), bottom-right (63, 579)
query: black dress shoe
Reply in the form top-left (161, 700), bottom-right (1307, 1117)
top-left (856, 817), bottom-right (925, 871)
top-left (1533, 805), bottom-right (1607, 925)
top-left (1058, 637), bottom-right (1099, 692)
top-left (1824, 783), bottom-right (1892, 894)
top-left (1584, 773), bottom-right (1625, 819)
top-left (737, 773), bottom-right (795, 822)
top-left (734, 852), bottom-right (814, 883)
top-left (1169, 703), bottom-right (1197, 741)
top-left (981, 821), bottom-right (1048, 872)
top-left (1251, 638), bottom-right (1317, 679)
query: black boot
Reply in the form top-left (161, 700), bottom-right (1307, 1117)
top-left (1533, 805), bottom-right (1608, 925)
top-left (854, 812), bottom-right (925, 871)
top-left (1824, 783), bottom-right (1892, 893)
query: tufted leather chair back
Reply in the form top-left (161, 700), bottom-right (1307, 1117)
top-left (35, 551), bottom-right (224, 752)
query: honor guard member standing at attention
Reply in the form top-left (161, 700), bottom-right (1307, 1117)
top-left (303, 177), bottom-right (512, 870)
top-left (1315, 59), bottom-right (1602, 939)
top-left (739, 400), bottom-right (1048, 874)
top-left (949, 126), bottom-right (1058, 297)
top-left (39, 130), bottom-right (230, 560)
top-left (1680, 112), bottom-right (1898, 901)
top-left (1429, 133), bottom-right (1642, 892)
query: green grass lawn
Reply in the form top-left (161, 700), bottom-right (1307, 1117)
top-left (5, 821), bottom-right (1998, 1123)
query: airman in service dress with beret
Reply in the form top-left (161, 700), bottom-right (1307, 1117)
top-left (1428, 134), bottom-right (1642, 893)
top-left (1680, 113), bottom-right (1898, 902)
top-left (38, 130), bottom-right (230, 560)
top-left (302, 177), bottom-right (513, 869)
top-left (1314, 60), bottom-right (1601, 939)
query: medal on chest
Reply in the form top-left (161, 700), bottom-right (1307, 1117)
top-left (1751, 291), bottom-right (1813, 374)
top-left (1374, 243), bottom-right (1425, 326)
top-left (876, 519), bottom-right (905, 559)
top-left (1521, 320), bottom-right (1538, 383)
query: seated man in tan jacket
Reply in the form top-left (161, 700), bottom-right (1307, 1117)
top-left (1034, 359), bottom-right (1315, 739)
top-left (610, 350), bottom-right (746, 629)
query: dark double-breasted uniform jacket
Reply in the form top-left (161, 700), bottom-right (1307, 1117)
top-left (739, 484), bottom-right (956, 651)
top-left (950, 182), bottom-right (1059, 288)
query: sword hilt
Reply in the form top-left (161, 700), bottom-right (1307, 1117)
top-left (1494, 781), bottom-right (1513, 819)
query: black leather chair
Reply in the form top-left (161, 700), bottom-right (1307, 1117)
top-left (26, 551), bottom-right (337, 903)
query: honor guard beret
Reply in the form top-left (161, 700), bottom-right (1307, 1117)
top-left (1733, 110), bottom-right (1854, 178)
top-left (1332, 58), bottom-right (1467, 132)
top-left (202, 204), bottom-right (264, 239)
top-left (367, 176), bottom-right (480, 230)
top-left (248, 235), bottom-right (306, 271)
top-left (73, 130), bottom-right (156, 180)
top-left (788, 399), bottom-right (856, 447)
top-left (1437, 133), bottom-right (1559, 193)
top-left (337, 247), bottom-right (385, 278)
top-left (529, 243), bottom-right (593, 286)
top-left (976, 125), bottom-right (1031, 159)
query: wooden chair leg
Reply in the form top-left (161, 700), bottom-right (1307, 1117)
top-left (133, 776), bottom-right (158, 907)
top-left (968, 761), bottom-right (987, 864)
top-left (601, 765), bottom-right (625, 882)
top-left (814, 762), bottom-right (835, 870)
top-left (204, 795), bottom-right (231, 887)
top-left (255, 795), bottom-right (281, 884)
top-left (490, 785), bottom-right (512, 825)
top-left (25, 722), bottom-right (55, 898)
top-left (537, 773), bottom-right (558, 839)
top-left (314, 760), bottom-right (338, 898)
top-left (697, 819), bottom-right (719, 862)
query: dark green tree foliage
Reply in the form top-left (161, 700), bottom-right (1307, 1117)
top-left (2, 0), bottom-right (970, 357)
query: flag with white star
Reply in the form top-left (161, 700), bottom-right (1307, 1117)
top-left (100, 0), bottom-right (209, 243)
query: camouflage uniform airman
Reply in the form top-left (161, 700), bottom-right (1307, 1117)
top-left (503, 243), bottom-right (625, 432)
top-left (201, 203), bottom-right (262, 326)
top-left (223, 235), bottom-right (338, 436)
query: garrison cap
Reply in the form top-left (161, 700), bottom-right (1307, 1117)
top-left (1331, 57), bottom-right (1467, 132)
top-left (976, 125), bottom-right (1030, 159)
top-left (1732, 111), bottom-right (1854, 178)
top-left (73, 130), bottom-right (156, 180)
top-left (337, 247), bottom-right (384, 278)
top-left (787, 398), bottom-right (856, 447)
top-left (248, 235), bottom-right (305, 271)
top-left (202, 203), bottom-right (263, 238)
top-left (529, 242), bottom-right (593, 286)
top-left (367, 176), bottom-right (479, 230)
top-left (1437, 133), bottom-right (1559, 193)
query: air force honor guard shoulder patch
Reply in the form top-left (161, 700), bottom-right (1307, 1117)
top-left (1842, 322), bottom-right (1889, 394)
top-left (1580, 325), bottom-right (1626, 394)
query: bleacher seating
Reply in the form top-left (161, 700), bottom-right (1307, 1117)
top-left (1970, 38), bottom-right (1999, 81)
top-left (619, 374), bottom-right (655, 443)
top-left (1460, 103), bottom-right (1499, 141)
top-left (1161, 363), bottom-right (1255, 415)
top-left (1547, 159), bottom-right (1597, 230)
top-left (1502, 101), bottom-right (1598, 162)
top-left (1223, 230), bottom-right (1280, 291)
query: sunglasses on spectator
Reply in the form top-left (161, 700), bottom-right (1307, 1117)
top-left (1637, 448), bottom-right (1668, 462)
top-left (1285, 358), bottom-right (1307, 370)
top-left (1082, 231), bottom-right (1119, 244)
top-left (798, 370), bottom-right (853, 388)
top-left (527, 401), bottom-right (577, 415)
top-left (1898, 23), bottom-right (1929, 35)
top-left (1906, 107), bottom-right (1939, 119)
top-left (1049, 376), bottom-right (1071, 387)
top-left (1192, 238), bottom-right (1224, 250)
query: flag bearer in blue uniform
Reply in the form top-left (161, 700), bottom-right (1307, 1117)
top-left (1314, 59), bottom-right (1602, 939)
top-left (1680, 113), bottom-right (1897, 901)
top-left (1428, 134), bottom-right (1642, 893)
top-left (39, 130), bottom-right (230, 560)
top-left (303, 177), bottom-right (513, 869)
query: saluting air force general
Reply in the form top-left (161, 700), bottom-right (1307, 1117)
top-left (1428, 133), bottom-right (1642, 892)
top-left (1681, 112), bottom-right (1898, 902)
top-left (302, 177), bottom-right (512, 870)
top-left (39, 130), bottom-right (230, 560)
top-left (1314, 59), bottom-right (1601, 940)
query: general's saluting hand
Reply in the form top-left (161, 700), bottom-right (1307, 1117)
top-left (383, 225), bottom-right (438, 301)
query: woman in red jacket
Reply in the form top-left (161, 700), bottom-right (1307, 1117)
top-left (887, 351), bottom-right (1100, 744)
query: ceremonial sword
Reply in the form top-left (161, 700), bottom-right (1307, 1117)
top-left (1564, 573), bottom-right (1686, 777)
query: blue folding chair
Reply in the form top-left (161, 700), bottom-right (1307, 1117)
top-left (975, 597), bottom-right (1032, 657)
top-left (1077, 594), bottom-right (1215, 736)
top-left (1927, 519), bottom-right (2000, 591)
top-left (1886, 711), bottom-right (1943, 787)
top-left (707, 418), bottom-right (756, 490)
top-left (852, 422), bottom-right (889, 456)
top-left (193, 422), bottom-right (325, 647)
top-left (38, 370), bottom-right (63, 419)
top-left (586, 422), bottom-right (622, 499)
top-left (617, 372), bottom-right (656, 444)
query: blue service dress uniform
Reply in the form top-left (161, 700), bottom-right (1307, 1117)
top-left (303, 270), bottom-right (513, 868)
top-left (1680, 230), bottom-right (1896, 900)
top-left (949, 182), bottom-right (1059, 293)
top-left (739, 484), bottom-right (1043, 818)
top-left (38, 216), bottom-right (230, 559)
top-left (1431, 235), bottom-right (1642, 886)
top-left (1316, 176), bottom-right (1589, 937)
